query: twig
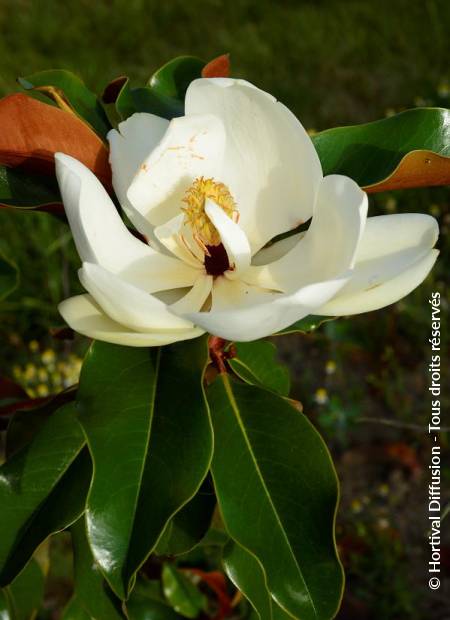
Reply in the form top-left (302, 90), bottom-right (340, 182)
top-left (208, 336), bottom-right (235, 374)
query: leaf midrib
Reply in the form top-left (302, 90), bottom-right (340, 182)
top-left (221, 374), bottom-right (317, 618)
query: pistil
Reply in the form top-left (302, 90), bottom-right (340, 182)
top-left (182, 176), bottom-right (238, 276)
top-left (204, 243), bottom-right (231, 276)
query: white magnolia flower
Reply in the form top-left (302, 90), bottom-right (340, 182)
top-left (55, 78), bottom-right (439, 346)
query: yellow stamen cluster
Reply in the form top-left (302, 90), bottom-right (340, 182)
top-left (182, 177), bottom-right (237, 249)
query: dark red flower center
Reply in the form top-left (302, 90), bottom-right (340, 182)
top-left (204, 243), bottom-right (230, 276)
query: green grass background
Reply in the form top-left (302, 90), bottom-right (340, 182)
top-left (0, 0), bottom-right (448, 127)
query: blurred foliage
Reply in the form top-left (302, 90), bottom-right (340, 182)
top-left (0, 0), bottom-right (449, 618)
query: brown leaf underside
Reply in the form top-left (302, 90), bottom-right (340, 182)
top-left (0, 93), bottom-right (111, 188)
top-left (364, 150), bottom-right (450, 193)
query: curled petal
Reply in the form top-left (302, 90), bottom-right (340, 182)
top-left (205, 200), bottom-right (251, 277)
top-left (245, 174), bottom-right (367, 292)
top-left (353, 212), bottom-right (438, 262)
top-left (318, 212), bottom-right (439, 315)
top-left (55, 152), bottom-right (200, 294)
top-left (318, 250), bottom-right (438, 315)
top-left (179, 275), bottom-right (350, 341)
top-left (55, 153), bottom-right (155, 272)
top-left (59, 295), bottom-right (204, 347)
top-left (79, 262), bottom-right (195, 332)
top-left (170, 275), bottom-right (213, 314)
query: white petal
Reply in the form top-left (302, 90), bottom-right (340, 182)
top-left (244, 175), bottom-right (367, 292)
top-left (316, 212), bottom-right (439, 316)
top-left (55, 153), bottom-right (199, 293)
top-left (181, 275), bottom-right (350, 341)
top-left (127, 114), bottom-right (226, 227)
top-left (354, 213), bottom-right (439, 262)
top-left (59, 294), bottom-right (203, 347)
top-left (185, 78), bottom-right (323, 251)
top-left (318, 249), bottom-right (438, 315)
top-left (108, 112), bottom-right (169, 238)
top-left (205, 200), bottom-right (251, 277)
top-left (211, 278), bottom-right (277, 311)
top-left (56, 152), bottom-right (157, 272)
top-left (79, 262), bottom-right (195, 332)
top-left (119, 252), bottom-right (200, 294)
top-left (154, 214), bottom-right (203, 267)
top-left (170, 275), bottom-right (213, 313)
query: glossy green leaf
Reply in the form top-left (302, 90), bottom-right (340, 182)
top-left (148, 56), bottom-right (205, 101)
top-left (275, 315), bottom-right (336, 336)
top-left (0, 251), bottom-right (18, 300)
top-left (70, 518), bottom-right (125, 620)
top-left (131, 86), bottom-right (184, 119)
top-left (155, 478), bottom-right (216, 557)
top-left (2, 449), bottom-right (91, 586)
top-left (229, 341), bottom-right (290, 396)
top-left (161, 565), bottom-right (206, 619)
top-left (208, 375), bottom-right (343, 620)
top-left (112, 56), bottom-right (206, 121)
top-left (223, 541), bottom-right (272, 620)
top-left (61, 596), bottom-right (92, 620)
top-left (127, 578), bottom-right (183, 620)
top-left (312, 107), bottom-right (450, 190)
top-left (6, 558), bottom-right (45, 620)
top-left (223, 542), bottom-right (292, 620)
top-left (77, 337), bottom-right (212, 599)
top-left (114, 77), bottom-right (184, 121)
top-left (19, 70), bottom-right (111, 138)
top-left (0, 404), bottom-right (89, 585)
top-left (0, 166), bottom-right (62, 212)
